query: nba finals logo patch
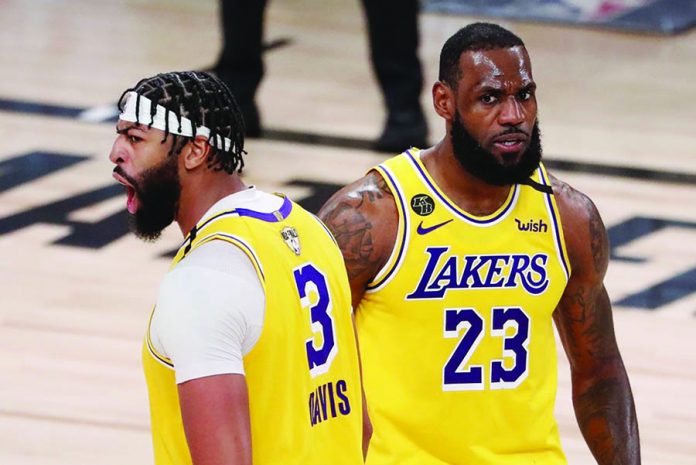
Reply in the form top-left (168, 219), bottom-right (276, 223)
top-left (411, 194), bottom-right (435, 216)
top-left (280, 226), bottom-right (301, 255)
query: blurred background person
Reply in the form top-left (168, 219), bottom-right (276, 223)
top-left (211, 0), bottom-right (428, 152)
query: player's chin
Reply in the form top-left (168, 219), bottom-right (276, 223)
top-left (492, 148), bottom-right (526, 167)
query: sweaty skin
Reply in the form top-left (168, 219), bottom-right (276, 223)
top-left (318, 45), bottom-right (640, 464)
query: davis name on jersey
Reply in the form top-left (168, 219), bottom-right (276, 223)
top-left (308, 379), bottom-right (352, 426)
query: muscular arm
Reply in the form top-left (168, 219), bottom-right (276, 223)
top-left (552, 177), bottom-right (640, 465)
top-left (179, 375), bottom-right (252, 465)
top-left (318, 170), bottom-right (398, 308)
top-left (318, 170), bottom-right (397, 455)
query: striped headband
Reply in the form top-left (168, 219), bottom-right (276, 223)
top-left (118, 91), bottom-right (232, 152)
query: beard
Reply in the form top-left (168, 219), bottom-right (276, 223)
top-left (450, 110), bottom-right (542, 186)
top-left (119, 156), bottom-right (181, 242)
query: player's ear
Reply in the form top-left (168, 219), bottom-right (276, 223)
top-left (432, 81), bottom-right (455, 121)
top-left (181, 136), bottom-right (211, 171)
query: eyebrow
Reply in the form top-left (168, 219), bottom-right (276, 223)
top-left (476, 84), bottom-right (504, 93)
top-left (116, 123), bottom-right (147, 134)
top-left (475, 81), bottom-right (536, 93)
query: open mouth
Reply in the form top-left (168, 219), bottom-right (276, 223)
top-left (112, 170), bottom-right (139, 214)
top-left (492, 134), bottom-right (527, 153)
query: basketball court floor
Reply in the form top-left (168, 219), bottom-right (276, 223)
top-left (0, 0), bottom-right (694, 463)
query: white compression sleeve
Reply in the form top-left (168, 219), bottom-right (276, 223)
top-left (149, 240), bottom-right (265, 384)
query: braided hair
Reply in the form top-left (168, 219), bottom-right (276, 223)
top-left (117, 71), bottom-right (247, 174)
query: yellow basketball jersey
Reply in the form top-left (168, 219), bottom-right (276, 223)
top-left (358, 150), bottom-right (571, 465)
top-left (142, 195), bottom-right (363, 465)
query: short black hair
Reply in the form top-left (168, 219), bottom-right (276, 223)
top-left (439, 22), bottom-right (525, 88)
top-left (117, 71), bottom-right (247, 174)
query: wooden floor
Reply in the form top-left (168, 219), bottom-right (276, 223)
top-left (1, 0), bottom-right (695, 463)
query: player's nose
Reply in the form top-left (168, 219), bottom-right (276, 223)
top-left (109, 136), bottom-right (128, 165)
top-left (498, 97), bottom-right (525, 126)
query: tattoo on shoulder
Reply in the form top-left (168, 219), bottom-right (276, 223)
top-left (322, 203), bottom-right (374, 279)
top-left (555, 177), bottom-right (607, 274)
top-left (581, 193), bottom-right (607, 274)
top-left (365, 171), bottom-right (392, 203)
top-left (321, 172), bottom-right (393, 280)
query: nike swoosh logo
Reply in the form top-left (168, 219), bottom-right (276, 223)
top-left (417, 219), bottom-right (453, 235)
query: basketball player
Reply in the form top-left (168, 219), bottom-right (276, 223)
top-left (109, 71), bottom-right (363, 465)
top-left (319, 23), bottom-right (640, 465)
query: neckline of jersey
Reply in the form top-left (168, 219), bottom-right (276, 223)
top-left (405, 149), bottom-right (519, 225)
top-left (179, 195), bottom-right (293, 252)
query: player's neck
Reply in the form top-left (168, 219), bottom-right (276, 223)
top-left (175, 173), bottom-right (247, 236)
top-left (421, 140), bottom-right (512, 217)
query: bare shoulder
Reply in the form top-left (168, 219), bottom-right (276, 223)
top-left (317, 170), bottom-right (398, 271)
top-left (318, 171), bottom-right (398, 304)
top-left (550, 174), bottom-right (609, 277)
top-left (319, 170), bottom-right (397, 224)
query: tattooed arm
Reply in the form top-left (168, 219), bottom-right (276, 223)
top-left (318, 170), bottom-right (398, 309)
top-left (552, 176), bottom-right (640, 465)
top-left (318, 170), bottom-right (397, 457)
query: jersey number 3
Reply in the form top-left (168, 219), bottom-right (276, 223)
top-left (443, 307), bottom-right (530, 391)
top-left (294, 263), bottom-right (338, 377)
